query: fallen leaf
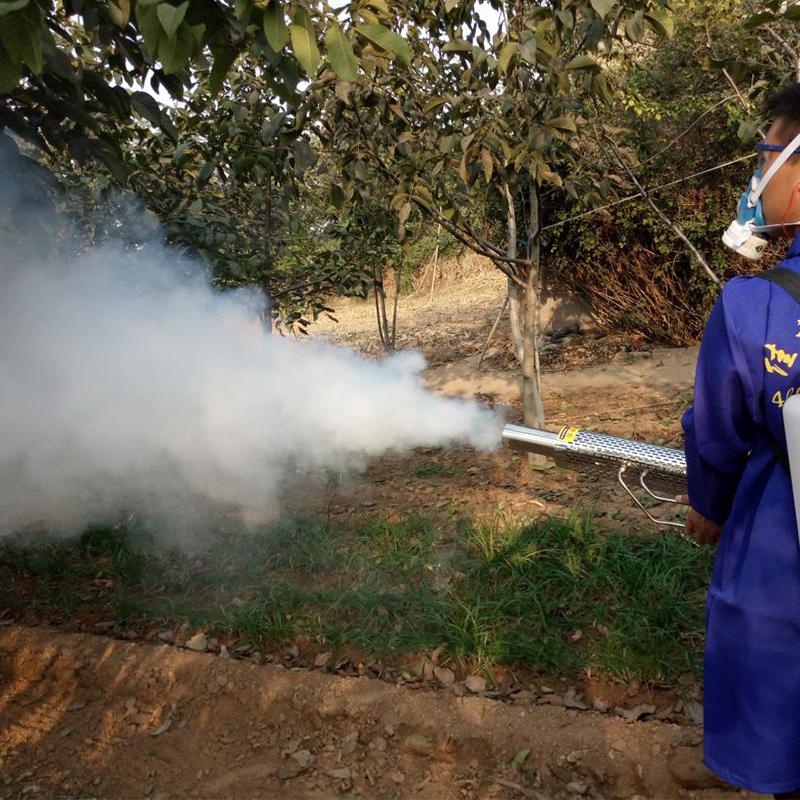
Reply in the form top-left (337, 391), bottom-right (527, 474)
top-left (434, 666), bottom-right (455, 686)
top-left (621, 703), bottom-right (656, 722)
top-left (314, 652), bottom-right (331, 668)
top-left (464, 674), bottom-right (486, 693)
top-left (683, 699), bottom-right (703, 725)
top-left (186, 633), bottom-right (207, 652)
top-left (563, 688), bottom-right (590, 710)
top-left (340, 732), bottom-right (358, 755)
top-left (151, 719), bottom-right (172, 737)
top-left (290, 749), bottom-right (315, 770)
top-left (328, 767), bottom-right (351, 780)
top-left (404, 734), bottom-right (433, 754)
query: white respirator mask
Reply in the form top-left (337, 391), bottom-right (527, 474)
top-left (722, 129), bottom-right (800, 260)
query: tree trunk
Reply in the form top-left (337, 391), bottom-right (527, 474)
top-left (508, 280), bottom-right (525, 364)
top-left (262, 173), bottom-right (273, 335)
top-left (429, 222), bottom-right (441, 304)
top-left (373, 265), bottom-right (394, 353)
top-left (522, 182), bottom-right (545, 429)
top-left (390, 266), bottom-right (401, 350)
top-left (502, 181), bottom-right (525, 364)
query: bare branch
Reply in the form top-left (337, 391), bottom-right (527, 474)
top-left (602, 135), bottom-right (721, 287)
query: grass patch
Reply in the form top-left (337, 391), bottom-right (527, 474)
top-left (414, 460), bottom-right (460, 478)
top-left (0, 511), bottom-right (712, 681)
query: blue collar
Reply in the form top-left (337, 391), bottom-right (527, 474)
top-left (787, 230), bottom-right (800, 258)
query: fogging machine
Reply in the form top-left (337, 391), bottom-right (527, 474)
top-left (502, 424), bottom-right (687, 528)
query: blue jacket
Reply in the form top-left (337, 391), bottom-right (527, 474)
top-left (683, 232), bottom-right (800, 793)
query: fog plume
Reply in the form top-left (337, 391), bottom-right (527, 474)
top-left (0, 166), bottom-right (501, 540)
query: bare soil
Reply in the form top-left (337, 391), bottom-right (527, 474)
top-left (0, 625), bottom-right (754, 800)
top-left (2, 267), bottom-right (729, 799)
top-left (311, 271), bottom-right (698, 532)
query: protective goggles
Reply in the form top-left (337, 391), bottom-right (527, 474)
top-left (756, 142), bottom-right (800, 172)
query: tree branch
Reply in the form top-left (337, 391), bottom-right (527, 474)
top-left (602, 134), bottom-right (721, 287)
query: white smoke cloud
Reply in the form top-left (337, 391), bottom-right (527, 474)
top-left (0, 170), bottom-right (502, 540)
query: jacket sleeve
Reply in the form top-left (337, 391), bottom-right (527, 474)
top-left (681, 287), bottom-right (760, 527)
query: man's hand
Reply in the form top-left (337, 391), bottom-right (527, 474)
top-left (676, 495), bottom-right (723, 546)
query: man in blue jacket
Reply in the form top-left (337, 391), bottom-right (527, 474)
top-left (683, 83), bottom-right (800, 797)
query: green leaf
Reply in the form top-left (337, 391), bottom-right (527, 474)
top-left (365, 0), bottom-right (390, 14)
top-left (424, 96), bottom-right (447, 113)
top-left (356, 24), bottom-right (411, 65)
top-left (398, 201), bottom-right (411, 225)
top-left (0, 0), bottom-right (28, 16)
top-left (784, 4), bottom-right (800, 20)
top-left (565, 53), bottom-right (599, 71)
top-left (556, 9), bottom-right (573, 28)
top-left (625, 10), bottom-right (644, 42)
top-left (519, 37), bottom-right (536, 64)
top-left (108, 0), bottom-right (130, 27)
top-left (289, 9), bottom-right (321, 76)
top-left (293, 138), bottom-right (317, 173)
top-left (159, 108), bottom-right (178, 141)
top-left (136, 2), bottom-right (161, 55)
top-left (198, 161), bottom-right (214, 185)
top-left (0, 1), bottom-right (42, 73)
top-left (590, 0), bottom-right (615, 18)
top-left (701, 55), bottom-right (726, 70)
top-left (458, 153), bottom-right (470, 184)
top-left (481, 147), bottom-right (493, 183)
top-left (738, 119), bottom-right (760, 142)
top-left (498, 41), bottom-right (517, 74)
top-left (263, 0), bottom-right (289, 51)
top-left (325, 22), bottom-right (357, 82)
top-left (544, 115), bottom-right (576, 133)
top-left (644, 8), bottom-right (674, 38)
top-left (131, 90), bottom-right (161, 126)
top-left (261, 110), bottom-right (285, 140)
top-left (744, 10), bottom-right (776, 27)
top-left (156, 1), bottom-right (188, 38)
top-left (334, 79), bottom-right (351, 103)
top-left (88, 139), bottom-right (128, 183)
top-left (209, 42), bottom-right (237, 95)
top-left (0, 38), bottom-right (20, 91)
top-left (157, 25), bottom-right (194, 74)
top-left (511, 748), bottom-right (531, 770)
top-left (445, 0), bottom-right (459, 10)
top-left (442, 38), bottom-right (471, 52)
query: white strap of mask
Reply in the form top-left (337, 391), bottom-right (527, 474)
top-left (751, 219), bottom-right (800, 232)
top-left (749, 129), bottom-right (800, 206)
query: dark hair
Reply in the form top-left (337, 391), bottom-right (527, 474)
top-left (767, 83), bottom-right (800, 142)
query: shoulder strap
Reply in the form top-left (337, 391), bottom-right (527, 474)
top-left (756, 267), bottom-right (800, 306)
top-left (754, 268), bottom-right (799, 472)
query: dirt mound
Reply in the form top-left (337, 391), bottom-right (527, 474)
top-left (0, 625), bottom-right (748, 799)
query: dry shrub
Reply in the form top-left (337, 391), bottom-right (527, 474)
top-left (411, 250), bottom-right (505, 295)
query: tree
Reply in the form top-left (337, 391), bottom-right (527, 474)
top-left (0, 0), bottom-right (419, 326)
top-left (314, 0), bottom-right (676, 428)
top-left (0, 0), bottom-right (414, 183)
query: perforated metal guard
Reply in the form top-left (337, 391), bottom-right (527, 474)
top-left (554, 429), bottom-right (687, 495)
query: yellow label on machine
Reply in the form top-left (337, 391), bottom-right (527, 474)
top-left (558, 426), bottom-right (581, 443)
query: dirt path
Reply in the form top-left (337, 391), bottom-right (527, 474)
top-left (423, 347), bottom-right (698, 405)
top-left (0, 625), bottom-right (752, 800)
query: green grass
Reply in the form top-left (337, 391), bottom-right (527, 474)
top-left (413, 460), bottom-right (460, 478)
top-left (0, 511), bottom-right (713, 682)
